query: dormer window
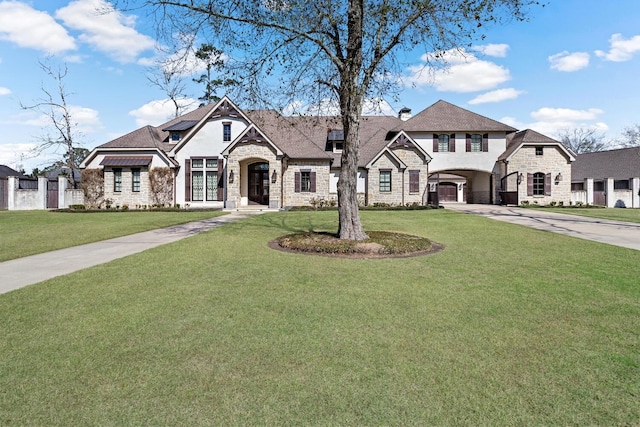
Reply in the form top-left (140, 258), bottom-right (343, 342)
top-left (170, 132), bottom-right (181, 142)
top-left (334, 141), bottom-right (343, 152)
top-left (223, 122), bottom-right (231, 142)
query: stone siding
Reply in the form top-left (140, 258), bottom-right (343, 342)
top-left (103, 167), bottom-right (153, 208)
top-left (226, 141), bottom-right (280, 208)
top-left (283, 160), bottom-right (331, 206)
top-left (368, 148), bottom-right (429, 206)
top-left (508, 146), bottom-right (572, 205)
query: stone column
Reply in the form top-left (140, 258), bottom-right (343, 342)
top-left (631, 177), bottom-right (640, 208)
top-left (7, 176), bottom-right (16, 210)
top-left (605, 177), bottom-right (615, 208)
top-left (58, 175), bottom-right (68, 208)
top-left (585, 178), bottom-right (594, 205)
top-left (38, 176), bottom-right (48, 209)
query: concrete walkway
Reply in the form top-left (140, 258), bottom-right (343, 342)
top-left (0, 211), bottom-right (264, 295)
top-left (444, 203), bottom-right (640, 251)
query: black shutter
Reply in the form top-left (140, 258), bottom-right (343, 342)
top-left (217, 158), bottom-right (224, 201)
top-left (432, 134), bottom-right (439, 152)
top-left (545, 173), bottom-right (552, 196)
top-left (294, 172), bottom-right (301, 193)
top-left (482, 134), bottom-right (489, 152)
top-left (527, 173), bottom-right (533, 196)
top-left (450, 134), bottom-right (455, 152)
top-left (409, 170), bottom-right (419, 193)
top-left (466, 134), bottom-right (471, 152)
top-left (310, 172), bottom-right (316, 193)
top-left (185, 159), bottom-right (191, 202)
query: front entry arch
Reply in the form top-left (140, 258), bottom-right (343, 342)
top-left (248, 162), bottom-right (270, 205)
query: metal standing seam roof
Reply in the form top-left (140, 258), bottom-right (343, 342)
top-left (99, 156), bottom-right (154, 166)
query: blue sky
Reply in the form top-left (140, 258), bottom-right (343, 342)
top-left (1, 0), bottom-right (639, 172)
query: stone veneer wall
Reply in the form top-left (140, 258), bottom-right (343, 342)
top-left (508, 145), bottom-right (572, 205)
top-left (103, 167), bottom-right (153, 208)
top-left (369, 149), bottom-right (429, 206)
top-left (226, 141), bottom-right (279, 208)
top-left (283, 160), bottom-right (331, 206)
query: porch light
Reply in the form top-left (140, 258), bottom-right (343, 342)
top-left (517, 173), bottom-right (523, 185)
top-left (555, 172), bottom-right (563, 184)
top-left (228, 169), bottom-right (234, 184)
top-left (271, 170), bottom-right (277, 183)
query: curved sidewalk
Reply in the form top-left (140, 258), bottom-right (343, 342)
top-left (0, 211), bottom-right (262, 295)
top-left (445, 203), bottom-right (640, 251)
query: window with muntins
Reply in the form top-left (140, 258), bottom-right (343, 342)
top-left (409, 170), bottom-right (420, 193)
top-left (132, 169), bottom-right (141, 192)
top-left (223, 122), bottom-right (231, 142)
top-left (300, 171), bottom-right (311, 192)
top-left (470, 134), bottom-right (482, 152)
top-left (380, 170), bottom-right (391, 192)
top-left (533, 172), bottom-right (545, 195)
top-left (113, 168), bottom-right (122, 192)
top-left (190, 158), bottom-right (218, 201)
top-left (535, 146), bottom-right (543, 156)
top-left (438, 134), bottom-right (450, 152)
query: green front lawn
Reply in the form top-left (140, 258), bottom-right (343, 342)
top-left (544, 206), bottom-right (640, 223)
top-left (1, 210), bottom-right (639, 425)
top-left (0, 210), bottom-right (225, 262)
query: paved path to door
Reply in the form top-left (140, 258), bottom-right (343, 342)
top-left (444, 203), bottom-right (640, 251)
top-left (0, 211), bottom-right (264, 295)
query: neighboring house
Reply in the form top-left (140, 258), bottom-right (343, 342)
top-left (0, 165), bottom-right (29, 179)
top-left (80, 96), bottom-right (572, 209)
top-left (571, 146), bottom-right (640, 208)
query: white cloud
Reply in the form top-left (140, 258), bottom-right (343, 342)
top-left (14, 106), bottom-right (102, 134)
top-left (55, 0), bottom-right (156, 63)
top-left (406, 48), bottom-right (511, 93)
top-left (595, 33), bottom-right (640, 62)
top-left (548, 51), bottom-right (590, 72)
top-left (468, 88), bottom-right (524, 104)
top-left (473, 43), bottom-right (509, 58)
top-left (0, 143), bottom-right (39, 169)
top-left (0, 1), bottom-right (76, 54)
top-left (527, 107), bottom-right (607, 135)
top-left (129, 98), bottom-right (198, 127)
top-left (0, 87), bottom-right (10, 95)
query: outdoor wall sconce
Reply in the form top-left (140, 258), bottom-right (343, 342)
top-left (228, 169), bottom-right (234, 184)
top-left (555, 172), bottom-right (562, 184)
top-left (271, 170), bottom-right (277, 183)
top-left (517, 173), bottom-right (523, 185)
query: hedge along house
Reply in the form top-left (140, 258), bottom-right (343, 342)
top-left (80, 97), bottom-right (432, 209)
top-left (81, 96), bottom-right (571, 209)
top-left (497, 129), bottom-right (576, 206)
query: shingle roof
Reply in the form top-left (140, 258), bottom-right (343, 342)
top-left (399, 100), bottom-right (517, 133)
top-left (498, 129), bottom-right (567, 161)
top-left (572, 147), bottom-right (640, 181)
top-left (0, 165), bottom-right (28, 178)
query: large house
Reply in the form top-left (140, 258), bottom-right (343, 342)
top-left (80, 96), bottom-right (574, 209)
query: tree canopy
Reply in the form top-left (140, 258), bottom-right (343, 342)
top-left (557, 128), bottom-right (610, 154)
top-left (118, 0), bottom-right (540, 239)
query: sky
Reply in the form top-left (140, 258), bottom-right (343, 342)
top-left (1, 0), bottom-right (639, 173)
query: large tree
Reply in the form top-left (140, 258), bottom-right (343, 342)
top-left (20, 61), bottom-right (84, 188)
top-left (118, 0), bottom-right (538, 240)
top-left (557, 127), bottom-right (610, 154)
top-left (618, 124), bottom-right (640, 148)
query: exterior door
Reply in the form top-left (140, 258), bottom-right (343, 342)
top-left (438, 182), bottom-right (458, 202)
top-left (248, 162), bottom-right (269, 205)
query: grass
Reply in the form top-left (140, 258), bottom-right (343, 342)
top-left (543, 206), bottom-right (640, 223)
top-left (0, 209), bottom-right (225, 262)
top-left (1, 210), bottom-right (639, 425)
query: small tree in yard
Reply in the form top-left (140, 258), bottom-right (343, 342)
top-left (117, 0), bottom-right (540, 240)
top-left (81, 169), bottom-right (104, 209)
top-left (149, 167), bottom-right (174, 207)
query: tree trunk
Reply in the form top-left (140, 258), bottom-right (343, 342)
top-left (337, 0), bottom-right (368, 241)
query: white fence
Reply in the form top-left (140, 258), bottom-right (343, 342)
top-left (3, 176), bottom-right (84, 210)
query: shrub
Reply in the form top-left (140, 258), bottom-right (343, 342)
top-left (69, 204), bottom-right (86, 210)
top-left (149, 167), bottom-right (174, 207)
top-left (80, 169), bottom-right (104, 209)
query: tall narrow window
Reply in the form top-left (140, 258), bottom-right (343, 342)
top-left (533, 172), bottom-right (545, 195)
top-left (470, 134), bottom-right (482, 152)
top-left (223, 122), bottom-right (231, 142)
top-left (132, 169), bottom-right (141, 192)
top-left (409, 170), bottom-right (420, 193)
top-left (191, 159), bottom-right (203, 201)
top-left (300, 171), bottom-right (311, 192)
top-left (438, 134), bottom-right (450, 152)
top-left (113, 168), bottom-right (122, 192)
top-left (380, 170), bottom-right (391, 192)
top-left (206, 171), bottom-right (218, 201)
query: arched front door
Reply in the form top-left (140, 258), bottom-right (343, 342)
top-left (248, 162), bottom-right (269, 205)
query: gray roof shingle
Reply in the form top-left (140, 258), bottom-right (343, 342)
top-left (572, 147), bottom-right (640, 181)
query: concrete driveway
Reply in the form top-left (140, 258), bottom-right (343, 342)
top-left (0, 211), bottom-right (263, 295)
top-left (444, 203), bottom-right (640, 251)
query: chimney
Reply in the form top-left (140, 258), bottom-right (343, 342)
top-left (398, 107), bottom-right (412, 121)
